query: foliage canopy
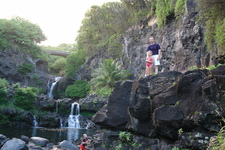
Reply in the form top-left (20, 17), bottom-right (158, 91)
top-left (76, 2), bottom-right (133, 59)
top-left (13, 87), bottom-right (38, 110)
top-left (0, 17), bottom-right (47, 58)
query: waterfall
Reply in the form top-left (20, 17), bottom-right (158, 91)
top-left (85, 120), bottom-right (92, 129)
top-left (56, 100), bottom-right (59, 113)
top-left (123, 36), bottom-right (129, 58)
top-left (68, 102), bottom-right (80, 128)
top-left (48, 77), bottom-right (62, 98)
top-left (60, 118), bottom-right (63, 128)
top-left (33, 115), bottom-right (38, 127)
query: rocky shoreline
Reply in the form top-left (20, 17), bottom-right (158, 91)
top-left (0, 134), bottom-right (80, 150)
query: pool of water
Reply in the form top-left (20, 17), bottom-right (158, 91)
top-left (0, 127), bottom-right (96, 144)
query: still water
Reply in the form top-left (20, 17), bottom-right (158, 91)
top-left (0, 127), bottom-right (96, 144)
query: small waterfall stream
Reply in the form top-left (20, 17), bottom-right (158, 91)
top-left (56, 100), bottom-right (59, 113)
top-left (68, 102), bottom-right (80, 128)
top-left (48, 77), bottom-right (62, 98)
top-left (33, 115), bottom-right (38, 127)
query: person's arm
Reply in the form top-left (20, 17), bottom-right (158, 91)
top-left (151, 57), bottom-right (154, 63)
top-left (157, 49), bottom-right (161, 60)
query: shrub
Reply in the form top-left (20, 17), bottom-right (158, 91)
top-left (0, 78), bottom-right (9, 105)
top-left (91, 59), bottom-right (130, 89)
top-left (0, 113), bottom-right (9, 125)
top-left (174, 0), bottom-right (186, 20)
top-left (33, 74), bottom-right (43, 85)
top-left (18, 63), bottom-right (35, 75)
top-left (13, 87), bottom-right (38, 110)
top-left (65, 80), bottom-right (90, 99)
top-left (65, 50), bottom-right (85, 78)
top-left (95, 87), bottom-right (113, 97)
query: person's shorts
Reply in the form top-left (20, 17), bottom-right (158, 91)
top-left (153, 55), bottom-right (160, 66)
top-left (146, 63), bottom-right (153, 67)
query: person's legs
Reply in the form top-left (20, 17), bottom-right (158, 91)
top-left (149, 65), bottom-right (152, 75)
top-left (145, 66), bottom-right (149, 76)
top-left (153, 55), bottom-right (160, 74)
top-left (155, 65), bottom-right (158, 74)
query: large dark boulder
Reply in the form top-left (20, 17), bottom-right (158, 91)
top-left (35, 94), bottom-right (56, 111)
top-left (107, 80), bottom-right (134, 129)
top-left (92, 80), bottom-right (134, 129)
top-left (92, 66), bottom-right (225, 149)
top-left (79, 94), bottom-right (107, 112)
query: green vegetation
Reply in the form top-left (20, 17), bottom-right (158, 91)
top-left (42, 43), bottom-right (76, 53)
top-left (18, 63), bottom-right (35, 75)
top-left (155, 0), bottom-right (175, 27)
top-left (65, 80), bottom-right (90, 99)
top-left (13, 87), bottom-right (38, 110)
top-left (42, 43), bottom-right (77, 76)
top-left (189, 64), bottom-right (222, 71)
top-left (197, 0), bottom-right (225, 55)
top-left (0, 79), bottom-right (9, 105)
top-left (65, 49), bottom-right (85, 78)
top-left (0, 17), bottom-right (46, 58)
top-left (80, 111), bottom-right (96, 117)
top-left (208, 126), bottom-right (225, 150)
top-left (49, 56), bottom-right (66, 76)
top-left (76, 2), bottom-right (132, 59)
top-left (90, 59), bottom-right (130, 97)
top-left (33, 74), bottom-right (43, 85)
top-left (175, 0), bottom-right (186, 20)
top-left (58, 103), bottom-right (71, 115)
top-left (0, 113), bottom-right (9, 125)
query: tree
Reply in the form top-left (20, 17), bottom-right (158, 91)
top-left (0, 16), bottom-right (47, 58)
top-left (91, 59), bottom-right (130, 93)
top-left (13, 87), bottom-right (38, 110)
top-left (65, 49), bottom-right (86, 78)
top-left (76, 2), bottom-right (134, 59)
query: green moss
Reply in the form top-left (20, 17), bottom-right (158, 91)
top-left (80, 111), bottom-right (96, 117)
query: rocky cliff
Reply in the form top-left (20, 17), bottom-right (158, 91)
top-left (91, 65), bottom-right (225, 149)
top-left (76, 0), bottom-right (211, 81)
top-left (0, 48), bottom-right (50, 92)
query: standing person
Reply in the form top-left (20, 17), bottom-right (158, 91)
top-left (79, 134), bottom-right (90, 150)
top-left (146, 36), bottom-right (161, 74)
top-left (145, 50), bottom-right (154, 76)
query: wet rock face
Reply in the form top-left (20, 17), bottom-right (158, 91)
top-left (92, 65), bottom-right (225, 149)
top-left (79, 94), bottom-right (107, 112)
top-left (0, 108), bottom-right (33, 127)
top-left (0, 48), bottom-right (49, 92)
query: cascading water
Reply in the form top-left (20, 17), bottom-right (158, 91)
top-left (33, 115), bottom-right (38, 127)
top-left (56, 100), bottom-right (59, 113)
top-left (48, 77), bottom-right (62, 98)
top-left (68, 102), bottom-right (80, 128)
top-left (123, 36), bottom-right (129, 58)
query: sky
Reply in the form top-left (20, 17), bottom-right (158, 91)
top-left (0, 0), bottom-right (120, 46)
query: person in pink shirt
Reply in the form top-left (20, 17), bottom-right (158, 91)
top-left (145, 50), bottom-right (154, 76)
